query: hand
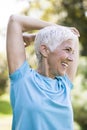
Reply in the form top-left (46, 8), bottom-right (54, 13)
top-left (23, 33), bottom-right (36, 47)
top-left (69, 27), bottom-right (80, 37)
top-left (53, 24), bottom-right (80, 37)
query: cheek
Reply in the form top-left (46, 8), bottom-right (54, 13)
top-left (48, 51), bottom-right (67, 65)
top-left (57, 51), bottom-right (67, 60)
top-left (48, 54), bottom-right (58, 66)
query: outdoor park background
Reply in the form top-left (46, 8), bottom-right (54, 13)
top-left (0, 0), bottom-right (87, 130)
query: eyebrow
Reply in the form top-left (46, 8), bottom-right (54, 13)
top-left (65, 46), bottom-right (72, 50)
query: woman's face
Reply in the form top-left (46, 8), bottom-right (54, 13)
top-left (47, 39), bottom-right (77, 78)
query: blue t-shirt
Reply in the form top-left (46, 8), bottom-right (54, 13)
top-left (10, 61), bottom-right (73, 130)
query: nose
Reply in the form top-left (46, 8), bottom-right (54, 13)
top-left (67, 54), bottom-right (74, 62)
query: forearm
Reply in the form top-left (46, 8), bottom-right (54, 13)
top-left (10, 15), bottom-right (54, 32)
top-left (67, 47), bottom-right (79, 81)
top-left (67, 61), bottom-right (79, 82)
top-left (6, 14), bottom-right (55, 73)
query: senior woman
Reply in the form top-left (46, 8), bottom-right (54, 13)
top-left (6, 15), bottom-right (79, 130)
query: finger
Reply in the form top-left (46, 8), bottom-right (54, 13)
top-left (70, 27), bottom-right (80, 37)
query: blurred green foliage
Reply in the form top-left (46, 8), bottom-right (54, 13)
top-left (0, 54), bottom-right (8, 95)
top-left (60, 0), bottom-right (87, 56)
top-left (26, 0), bottom-right (87, 56)
top-left (0, 94), bottom-right (12, 116)
top-left (26, 44), bottom-right (37, 69)
top-left (0, 100), bottom-right (12, 115)
top-left (72, 57), bottom-right (87, 130)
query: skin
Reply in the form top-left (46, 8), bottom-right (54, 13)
top-left (37, 39), bottom-right (78, 80)
top-left (6, 15), bottom-right (79, 82)
top-left (6, 15), bottom-right (54, 74)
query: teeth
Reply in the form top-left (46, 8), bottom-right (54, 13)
top-left (62, 62), bottom-right (68, 67)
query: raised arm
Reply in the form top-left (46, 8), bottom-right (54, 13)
top-left (66, 27), bottom-right (80, 81)
top-left (67, 46), bottom-right (79, 81)
top-left (6, 15), bottom-right (54, 74)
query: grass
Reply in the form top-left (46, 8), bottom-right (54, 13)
top-left (0, 93), bottom-right (12, 130)
top-left (0, 93), bottom-right (12, 116)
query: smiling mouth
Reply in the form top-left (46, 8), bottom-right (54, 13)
top-left (61, 62), bottom-right (68, 68)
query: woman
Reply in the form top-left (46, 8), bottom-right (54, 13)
top-left (6, 15), bottom-right (80, 130)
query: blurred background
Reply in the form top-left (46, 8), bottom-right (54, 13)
top-left (0, 0), bottom-right (87, 130)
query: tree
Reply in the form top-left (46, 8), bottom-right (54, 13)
top-left (61, 0), bottom-right (87, 56)
top-left (30, 0), bottom-right (87, 56)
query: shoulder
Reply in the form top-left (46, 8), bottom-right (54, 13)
top-left (9, 60), bottom-right (31, 81)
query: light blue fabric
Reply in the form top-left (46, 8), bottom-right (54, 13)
top-left (10, 61), bottom-right (74, 130)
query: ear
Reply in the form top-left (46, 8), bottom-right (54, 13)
top-left (39, 44), bottom-right (49, 58)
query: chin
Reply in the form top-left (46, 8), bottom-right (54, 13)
top-left (58, 71), bottom-right (66, 76)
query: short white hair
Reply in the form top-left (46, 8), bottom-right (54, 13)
top-left (34, 25), bottom-right (79, 63)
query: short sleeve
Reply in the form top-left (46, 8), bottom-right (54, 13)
top-left (9, 61), bottom-right (30, 82)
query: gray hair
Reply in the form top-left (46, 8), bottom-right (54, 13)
top-left (34, 25), bottom-right (79, 63)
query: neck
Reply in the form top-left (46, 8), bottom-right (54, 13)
top-left (37, 59), bottom-right (54, 79)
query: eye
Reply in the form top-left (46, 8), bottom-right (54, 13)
top-left (65, 48), bottom-right (70, 52)
top-left (64, 48), bottom-right (75, 54)
top-left (64, 48), bottom-right (71, 52)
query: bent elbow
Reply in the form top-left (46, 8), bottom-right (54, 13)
top-left (8, 15), bottom-right (19, 24)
